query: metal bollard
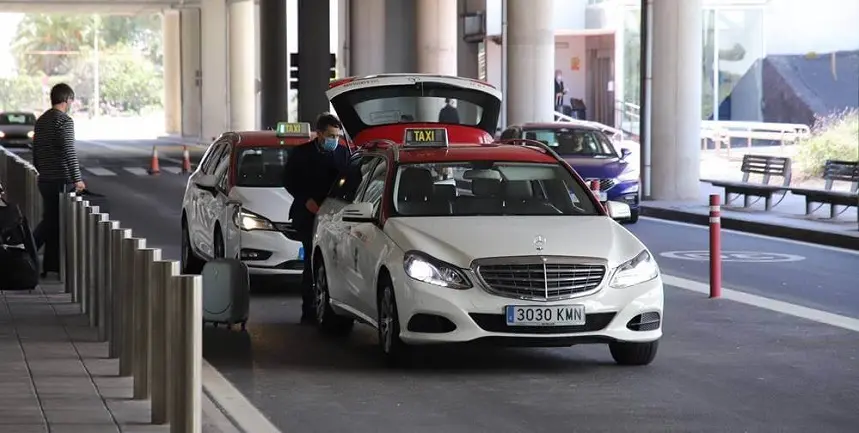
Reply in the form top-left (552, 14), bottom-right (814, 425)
top-left (83, 205), bottom-right (101, 319)
top-left (58, 193), bottom-right (67, 284)
top-left (67, 196), bottom-right (82, 295)
top-left (169, 274), bottom-right (203, 433)
top-left (108, 228), bottom-right (132, 358)
top-left (120, 237), bottom-right (146, 377)
top-left (151, 260), bottom-right (180, 425)
top-left (97, 220), bottom-right (119, 342)
top-left (133, 248), bottom-right (161, 400)
top-left (74, 200), bottom-right (89, 307)
top-left (87, 210), bottom-right (107, 327)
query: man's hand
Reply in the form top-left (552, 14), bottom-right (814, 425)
top-left (305, 199), bottom-right (320, 214)
top-left (74, 181), bottom-right (86, 192)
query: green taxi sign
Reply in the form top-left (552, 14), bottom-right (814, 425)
top-left (275, 122), bottom-right (311, 138)
top-left (403, 127), bottom-right (448, 148)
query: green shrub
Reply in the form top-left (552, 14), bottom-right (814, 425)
top-left (795, 108), bottom-right (859, 177)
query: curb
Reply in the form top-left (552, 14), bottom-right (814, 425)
top-left (641, 205), bottom-right (859, 251)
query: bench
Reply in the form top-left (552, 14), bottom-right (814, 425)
top-left (705, 154), bottom-right (791, 210)
top-left (789, 160), bottom-right (859, 218)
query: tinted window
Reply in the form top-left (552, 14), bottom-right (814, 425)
top-left (358, 160), bottom-right (388, 215)
top-left (200, 141), bottom-right (227, 174)
top-left (0, 113), bottom-right (36, 125)
top-left (328, 155), bottom-right (378, 202)
top-left (523, 128), bottom-right (617, 157)
top-left (354, 97), bottom-right (483, 126)
top-left (393, 161), bottom-right (599, 217)
top-left (234, 147), bottom-right (290, 187)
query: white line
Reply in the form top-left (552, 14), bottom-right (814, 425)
top-left (202, 359), bottom-right (282, 433)
top-left (83, 140), bottom-right (186, 165)
top-left (641, 216), bottom-right (859, 256)
top-left (663, 274), bottom-right (859, 333)
top-left (84, 167), bottom-right (117, 176)
top-left (162, 166), bottom-right (183, 174)
top-left (123, 167), bottom-right (149, 176)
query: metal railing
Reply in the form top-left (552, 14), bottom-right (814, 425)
top-left (0, 147), bottom-right (203, 433)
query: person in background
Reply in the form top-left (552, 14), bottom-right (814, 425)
top-left (32, 83), bottom-right (85, 278)
top-left (283, 112), bottom-right (350, 325)
top-left (554, 70), bottom-right (567, 113)
top-left (438, 98), bottom-right (460, 124)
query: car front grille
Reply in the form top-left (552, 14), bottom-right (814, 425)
top-left (474, 257), bottom-right (607, 301)
top-left (273, 222), bottom-right (299, 241)
top-left (585, 178), bottom-right (618, 191)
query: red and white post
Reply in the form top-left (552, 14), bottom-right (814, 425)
top-left (709, 194), bottom-right (722, 298)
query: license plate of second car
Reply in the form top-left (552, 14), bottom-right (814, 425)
top-left (505, 305), bottom-right (585, 326)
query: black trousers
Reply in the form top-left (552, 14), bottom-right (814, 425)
top-left (33, 181), bottom-right (69, 274)
top-left (299, 231), bottom-right (315, 316)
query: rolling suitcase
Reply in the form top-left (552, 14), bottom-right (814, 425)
top-left (0, 196), bottom-right (40, 291)
top-left (201, 258), bottom-right (250, 330)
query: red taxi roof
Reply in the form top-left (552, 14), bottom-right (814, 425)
top-left (228, 130), bottom-right (314, 147)
top-left (392, 144), bottom-right (558, 164)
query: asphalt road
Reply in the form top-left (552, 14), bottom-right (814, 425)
top-left (16, 139), bottom-right (859, 432)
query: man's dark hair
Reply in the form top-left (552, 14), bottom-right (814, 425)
top-left (50, 83), bottom-right (75, 105)
top-left (315, 112), bottom-right (342, 132)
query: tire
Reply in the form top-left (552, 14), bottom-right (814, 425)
top-left (181, 220), bottom-right (205, 274)
top-left (213, 228), bottom-right (225, 259)
top-left (314, 259), bottom-right (354, 336)
top-left (621, 209), bottom-right (639, 224)
top-left (377, 281), bottom-right (410, 366)
top-left (609, 339), bottom-right (659, 366)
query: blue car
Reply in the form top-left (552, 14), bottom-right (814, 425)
top-left (501, 122), bottom-right (640, 223)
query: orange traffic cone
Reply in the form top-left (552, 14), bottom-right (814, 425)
top-left (148, 146), bottom-right (161, 175)
top-left (181, 146), bottom-right (192, 173)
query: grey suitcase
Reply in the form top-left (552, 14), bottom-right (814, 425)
top-left (201, 258), bottom-right (250, 330)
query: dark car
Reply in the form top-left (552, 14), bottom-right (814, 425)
top-left (501, 122), bottom-right (640, 223)
top-left (0, 112), bottom-right (37, 148)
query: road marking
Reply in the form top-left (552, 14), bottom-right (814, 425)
top-left (202, 359), bottom-right (282, 433)
top-left (162, 166), bottom-right (183, 174)
top-left (641, 216), bottom-right (859, 256)
top-left (83, 140), bottom-right (186, 165)
top-left (123, 167), bottom-right (150, 176)
top-left (663, 274), bottom-right (859, 333)
top-left (660, 250), bottom-right (805, 262)
top-left (84, 167), bottom-right (117, 176)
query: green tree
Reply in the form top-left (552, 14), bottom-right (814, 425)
top-left (99, 44), bottom-right (163, 113)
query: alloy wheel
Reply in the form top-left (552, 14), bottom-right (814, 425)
top-left (315, 264), bottom-right (327, 323)
top-left (379, 287), bottom-right (395, 353)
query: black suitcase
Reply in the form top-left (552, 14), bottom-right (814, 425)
top-left (201, 258), bottom-right (250, 330)
top-left (0, 197), bottom-right (40, 290)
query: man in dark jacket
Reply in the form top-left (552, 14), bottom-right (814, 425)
top-left (32, 83), bottom-right (85, 277)
top-left (437, 98), bottom-right (460, 124)
top-left (283, 113), bottom-right (350, 324)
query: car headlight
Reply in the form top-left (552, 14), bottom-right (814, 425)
top-left (233, 209), bottom-right (275, 231)
top-left (27, 131), bottom-right (34, 138)
top-left (0, 131), bottom-right (5, 138)
top-left (609, 250), bottom-right (659, 288)
top-left (616, 168), bottom-right (639, 182)
top-left (403, 251), bottom-right (472, 290)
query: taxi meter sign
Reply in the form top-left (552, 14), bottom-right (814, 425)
top-left (275, 122), bottom-right (311, 138)
top-left (403, 128), bottom-right (449, 147)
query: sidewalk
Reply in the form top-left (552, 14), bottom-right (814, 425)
top-left (0, 282), bottom-right (239, 433)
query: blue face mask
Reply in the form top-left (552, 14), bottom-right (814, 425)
top-left (321, 137), bottom-right (338, 152)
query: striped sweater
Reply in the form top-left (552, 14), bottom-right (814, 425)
top-left (32, 108), bottom-right (82, 184)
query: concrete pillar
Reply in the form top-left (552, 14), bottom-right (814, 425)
top-left (297, 0), bottom-right (331, 122)
top-left (201, 0), bottom-right (228, 141)
top-left (259, 0), bottom-right (288, 130)
top-left (506, 0), bottom-right (555, 125)
top-left (162, 11), bottom-right (181, 135)
top-left (348, 0), bottom-right (387, 76)
top-left (415, 0), bottom-right (457, 74)
top-left (383, 0), bottom-right (417, 73)
top-left (229, 0), bottom-right (256, 131)
top-left (650, 0), bottom-right (702, 200)
top-left (179, 8), bottom-right (202, 139)
top-left (457, 0), bottom-right (485, 124)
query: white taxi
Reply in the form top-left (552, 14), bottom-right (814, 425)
top-left (180, 123), bottom-right (312, 277)
top-left (310, 78), bottom-right (663, 366)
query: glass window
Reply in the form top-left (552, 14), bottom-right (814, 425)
top-left (234, 147), bottom-right (290, 188)
top-left (212, 145), bottom-right (232, 188)
top-left (523, 128), bottom-right (617, 157)
top-left (328, 155), bottom-right (378, 202)
top-left (354, 97), bottom-right (483, 126)
top-left (0, 113), bottom-right (36, 125)
top-left (358, 160), bottom-right (388, 215)
top-left (200, 141), bottom-right (227, 174)
top-left (392, 161), bottom-right (599, 217)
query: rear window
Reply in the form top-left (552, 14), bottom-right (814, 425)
top-left (235, 146), bottom-right (290, 187)
top-left (523, 128), bottom-right (617, 157)
top-left (0, 113), bottom-right (36, 125)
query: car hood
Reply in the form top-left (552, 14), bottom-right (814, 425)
top-left (561, 156), bottom-right (629, 179)
top-left (384, 216), bottom-right (647, 269)
top-left (0, 124), bottom-right (34, 134)
top-left (229, 187), bottom-right (293, 222)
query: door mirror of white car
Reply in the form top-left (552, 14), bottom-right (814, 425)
top-left (195, 174), bottom-right (217, 192)
top-left (620, 148), bottom-right (632, 159)
top-left (342, 202), bottom-right (375, 223)
top-left (606, 201), bottom-right (632, 220)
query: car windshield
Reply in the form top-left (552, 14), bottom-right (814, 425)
top-left (0, 113), bottom-right (36, 125)
top-left (234, 147), bottom-right (289, 187)
top-left (523, 128), bottom-right (617, 157)
top-left (392, 161), bottom-right (600, 217)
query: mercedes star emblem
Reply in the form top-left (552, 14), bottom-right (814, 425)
top-left (534, 235), bottom-right (546, 252)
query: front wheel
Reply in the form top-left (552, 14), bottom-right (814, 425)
top-left (377, 282), bottom-right (410, 366)
top-left (623, 209), bottom-right (640, 224)
top-left (609, 339), bottom-right (659, 366)
top-left (315, 260), bottom-right (354, 336)
top-left (181, 221), bottom-right (205, 274)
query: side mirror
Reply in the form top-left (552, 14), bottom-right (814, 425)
top-left (195, 174), bottom-right (217, 192)
top-left (620, 148), bottom-right (632, 159)
top-left (342, 202), bottom-right (375, 223)
top-left (605, 201), bottom-right (632, 220)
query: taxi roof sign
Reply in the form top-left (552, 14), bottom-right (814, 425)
top-left (402, 128), bottom-right (449, 148)
top-left (275, 122), bottom-right (311, 138)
